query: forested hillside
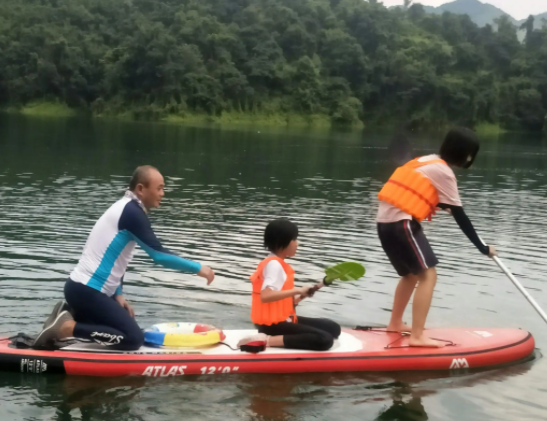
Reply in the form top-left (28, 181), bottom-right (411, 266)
top-left (1, 0), bottom-right (546, 130)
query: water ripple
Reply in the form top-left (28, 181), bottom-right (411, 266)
top-left (1, 117), bottom-right (547, 420)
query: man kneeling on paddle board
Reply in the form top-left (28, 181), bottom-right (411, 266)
top-left (376, 128), bottom-right (497, 347)
top-left (34, 165), bottom-right (215, 350)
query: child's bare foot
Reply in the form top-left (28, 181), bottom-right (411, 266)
top-left (409, 335), bottom-right (445, 348)
top-left (386, 322), bottom-right (412, 333)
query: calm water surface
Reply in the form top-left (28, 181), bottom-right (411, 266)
top-left (1, 115), bottom-right (547, 420)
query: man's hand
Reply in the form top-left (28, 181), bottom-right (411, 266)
top-left (115, 295), bottom-right (135, 318)
top-left (198, 265), bottom-right (215, 285)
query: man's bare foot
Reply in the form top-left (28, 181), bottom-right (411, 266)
top-left (386, 322), bottom-right (412, 333)
top-left (409, 336), bottom-right (446, 348)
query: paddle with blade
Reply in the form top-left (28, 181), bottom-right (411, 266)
top-left (305, 262), bottom-right (365, 297)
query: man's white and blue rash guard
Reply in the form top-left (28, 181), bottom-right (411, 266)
top-left (69, 197), bottom-right (201, 297)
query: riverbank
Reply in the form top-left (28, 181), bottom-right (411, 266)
top-left (4, 101), bottom-right (363, 129)
top-left (2, 101), bottom-right (533, 136)
top-left (8, 102), bottom-right (80, 118)
top-left (474, 122), bottom-right (508, 136)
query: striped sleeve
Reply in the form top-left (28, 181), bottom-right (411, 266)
top-left (118, 201), bottom-right (202, 273)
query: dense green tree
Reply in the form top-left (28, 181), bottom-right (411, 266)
top-left (0, 0), bottom-right (546, 131)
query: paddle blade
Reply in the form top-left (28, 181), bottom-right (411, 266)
top-left (324, 262), bottom-right (365, 283)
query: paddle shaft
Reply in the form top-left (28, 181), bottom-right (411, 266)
top-left (306, 273), bottom-right (361, 297)
top-left (307, 280), bottom-right (325, 297)
top-left (493, 256), bottom-right (547, 325)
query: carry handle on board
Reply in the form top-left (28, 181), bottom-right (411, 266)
top-left (307, 262), bottom-right (365, 297)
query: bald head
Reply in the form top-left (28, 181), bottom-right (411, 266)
top-left (129, 165), bottom-right (159, 191)
top-left (129, 165), bottom-right (165, 210)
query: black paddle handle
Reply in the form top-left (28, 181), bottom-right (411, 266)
top-left (306, 277), bottom-right (330, 297)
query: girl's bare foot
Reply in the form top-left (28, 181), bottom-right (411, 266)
top-left (386, 322), bottom-right (412, 333)
top-left (409, 335), bottom-right (445, 348)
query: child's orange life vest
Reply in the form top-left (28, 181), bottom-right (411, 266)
top-left (250, 256), bottom-right (297, 325)
top-left (378, 157), bottom-right (447, 222)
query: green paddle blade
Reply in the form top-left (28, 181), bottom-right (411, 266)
top-left (324, 262), bottom-right (365, 284)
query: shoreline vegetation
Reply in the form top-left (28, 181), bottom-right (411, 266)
top-left (0, 0), bottom-right (545, 134)
top-left (4, 101), bottom-right (518, 135)
top-left (3, 101), bottom-right (350, 128)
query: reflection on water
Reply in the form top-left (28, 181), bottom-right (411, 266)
top-left (0, 115), bottom-right (547, 420)
top-left (0, 355), bottom-right (538, 421)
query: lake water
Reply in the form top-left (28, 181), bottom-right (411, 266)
top-left (1, 114), bottom-right (547, 420)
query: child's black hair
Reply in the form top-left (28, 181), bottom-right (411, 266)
top-left (264, 218), bottom-right (298, 252)
top-left (440, 127), bottom-right (480, 169)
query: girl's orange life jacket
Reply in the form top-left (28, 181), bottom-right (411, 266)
top-left (250, 256), bottom-right (297, 325)
top-left (378, 157), bottom-right (447, 222)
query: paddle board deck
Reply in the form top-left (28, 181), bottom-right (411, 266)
top-left (0, 327), bottom-right (535, 377)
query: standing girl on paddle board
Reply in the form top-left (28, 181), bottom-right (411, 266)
top-left (238, 218), bottom-right (341, 351)
top-left (376, 128), bottom-right (497, 347)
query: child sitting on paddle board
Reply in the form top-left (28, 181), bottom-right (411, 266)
top-left (238, 218), bottom-right (341, 351)
top-left (377, 127), bottom-right (497, 348)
